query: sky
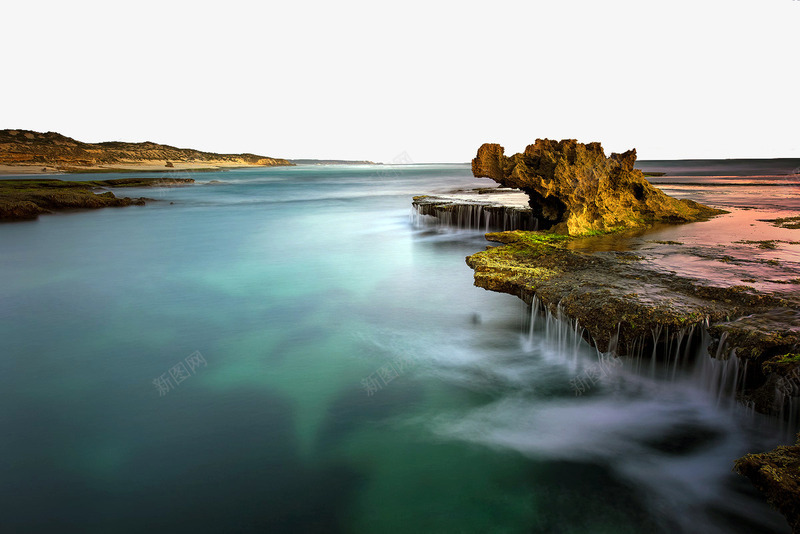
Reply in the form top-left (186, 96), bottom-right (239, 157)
top-left (2, 0), bottom-right (798, 163)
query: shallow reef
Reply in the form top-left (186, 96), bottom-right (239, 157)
top-left (0, 177), bottom-right (193, 221)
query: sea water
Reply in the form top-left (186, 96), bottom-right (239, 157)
top-left (0, 162), bottom-right (797, 533)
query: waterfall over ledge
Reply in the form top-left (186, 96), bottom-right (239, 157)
top-left (412, 192), bottom-right (538, 232)
top-left (528, 296), bottom-right (798, 440)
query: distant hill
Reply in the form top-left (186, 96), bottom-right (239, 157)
top-left (289, 159), bottom-right (378, 165)
top-left (0, 130), bottom-right (293, 172)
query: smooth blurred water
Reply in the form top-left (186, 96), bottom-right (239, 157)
top-left (0, 164), bottom-right (792, 533)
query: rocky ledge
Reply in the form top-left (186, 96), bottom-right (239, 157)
top-left (735, 433), bottom-right (800, 533)
top-left (472, 139), bottom-right (724, 234)
top-left (0, 177), bottom-right (193, 221)
top-left (412, 188), bottom-right (538, 232)
top-left (466, 229), bottom-right (800, 407)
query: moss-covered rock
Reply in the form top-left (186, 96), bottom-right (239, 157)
top-left (466, 230), bottom-right (790, 354)
top-left (735, 434), bottom-right (800, 533)
top-left (0, 177), bottom-right (191, 221)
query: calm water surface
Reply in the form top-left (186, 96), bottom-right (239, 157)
top-left (0, 163), bottom-right (795, 533)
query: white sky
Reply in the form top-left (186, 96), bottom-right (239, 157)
top-left (2, 0), bottom-right (797, 162)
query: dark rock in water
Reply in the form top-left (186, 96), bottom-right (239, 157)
top-left (762, 215), bottom-right (800, 230)
top-left (735, 434), bottom-right (800, 533)
top-left (0, 177), bottom-right (190, 221)
top-left (471, 140), bottom-right (724, 234)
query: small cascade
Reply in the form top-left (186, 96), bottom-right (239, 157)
top-left (523, 297), bottom-right (799, 434)
top-left (774, 380), bottom-right (800, 438)
top-left (525, 295), bottom-right (541, 349)
top-left (617, 322), bottom-right (703, 383)
top-left (693, 348), bottom-right (745, 408)
top-left (412, 200), bottom-right (538, 232)
top-left (779, 396), bottom-right (800, 438)
top-left (526, 298), bottom-right (586, 369)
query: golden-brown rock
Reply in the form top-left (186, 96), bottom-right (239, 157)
top-left (472, 140), bottom-right (724, 234)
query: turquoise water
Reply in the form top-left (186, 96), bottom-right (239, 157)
top-left (0, 165), bottom-right (791, 533)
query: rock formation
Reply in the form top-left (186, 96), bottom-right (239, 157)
top-left (472, 140), bottom-right (723, 234)
top-left (0, 177), bottom-right (193, 221)
top-left (735, 434), bottom-right (800, 533)
top-left (0, 130), bottom-right (293, 171)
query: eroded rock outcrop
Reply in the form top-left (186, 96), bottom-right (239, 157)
top-left (472, 140), bottom-right (723, 234)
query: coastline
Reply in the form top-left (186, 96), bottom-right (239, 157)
top-left (413, 188), bottom-right (800, 530)
top-left (415, 139), bottom-right (800, 531)
top-left (0, 161), bottom-right (288, 176)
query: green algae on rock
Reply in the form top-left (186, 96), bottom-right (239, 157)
top-left (465, 230), bottom-right (793, 354)
top-left (466, 228), bottom-right (800, 418)
top-left (735, 434), bottom-right (800, 534)
top-left (0, 177), bottom-right (193, 221)
top-left (471, 140), bottom-right (725, 235)
top-left (763, 215), bottom-right (800, 230)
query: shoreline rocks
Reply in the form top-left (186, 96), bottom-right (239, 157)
top-left (735, 434), bottom-right (800, 533)
top-left (463, 227), bottom-right (800, 530)
top-left (461, 138), bottom-right (800, 530)
top-left (0, 177), bottom-right (194, 221)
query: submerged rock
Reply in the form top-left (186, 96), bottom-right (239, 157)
top-left (735, 434), bottom-right (800, 533)
top-left (471, 140), bottom-right (724, 234)
top-left (0, 177), bottom-right (190, 221)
